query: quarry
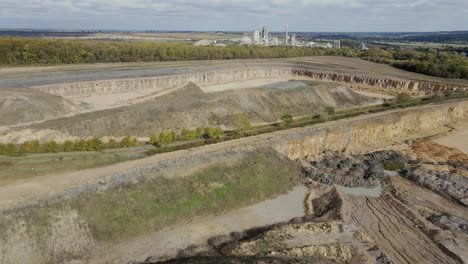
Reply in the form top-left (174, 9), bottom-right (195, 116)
top-left (1, 57), bottom-right (468, 264)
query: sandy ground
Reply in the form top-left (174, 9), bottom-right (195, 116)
top-left (88, 186), bottom-right (308, 264)
top-left (200, 78), bottom-right (287, 93)
top-left (434, 120), bottom-right (468, 153)
top-left (351, 89), bottom-right (395, 99)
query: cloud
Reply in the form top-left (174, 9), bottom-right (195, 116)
top-left (0, 0), bottom-right (466, 31)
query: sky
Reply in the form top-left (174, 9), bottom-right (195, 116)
top-left (0, 0), bottom-right (467, 32)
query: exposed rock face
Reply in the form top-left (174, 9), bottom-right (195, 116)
top-left (281, 101), bottom-right (468, 160)
top-left (32, 67), bottom-right (468, 99)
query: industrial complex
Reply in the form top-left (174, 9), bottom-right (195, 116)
top-left (193, 25), bottom-right (370, 50)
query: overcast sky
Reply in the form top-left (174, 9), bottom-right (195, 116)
top-left (0, 0), bottom-right (467, 32)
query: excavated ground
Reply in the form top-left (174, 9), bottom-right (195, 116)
top-left (149, 134), bottom-right (468, 264)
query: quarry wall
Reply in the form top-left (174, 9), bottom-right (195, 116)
top-left (32, 67), bottom-right (468, 98)
top-left (1, 100), bottom-right (467, 264)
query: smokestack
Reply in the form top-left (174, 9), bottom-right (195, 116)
top-left (285, 24), bottom-right (289, 45)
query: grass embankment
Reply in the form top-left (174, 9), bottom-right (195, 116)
top-left (0, 150), bottom-right (300, 259)
top-left (0, 147), bottom-right (147, 183)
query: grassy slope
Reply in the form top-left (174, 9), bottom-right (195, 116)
top-left (0, 149), bottom-right (301, 262)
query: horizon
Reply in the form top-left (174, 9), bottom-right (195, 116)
top-left (1, 28), bottom-right (467, 34)
top-left (1, 0), bottom-right (467, 32)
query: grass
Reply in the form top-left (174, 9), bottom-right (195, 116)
top-left (1, 150), bottom-right (301, 245)
top-left (0, 147), bottom-right (149, 184)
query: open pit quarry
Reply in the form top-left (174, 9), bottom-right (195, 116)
top-left (0, 57), bottom-right (468, 264)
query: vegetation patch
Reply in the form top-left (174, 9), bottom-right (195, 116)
top-left (384, 162), bottom-right (406, 171)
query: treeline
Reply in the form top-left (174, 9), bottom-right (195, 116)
top-left (1, 37), bottom-right (466, 79)
top-left (0, 37), bottom-right (359, 65)
top-left (361, 48), bottom-right (468, 79)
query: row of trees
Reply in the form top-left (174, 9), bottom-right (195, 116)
top-left (0, 137), bottom-right (139, 156)
top-left (0, 127), bottom-right (226, 155)
top-left (149, 127), bottom-right (225, 146)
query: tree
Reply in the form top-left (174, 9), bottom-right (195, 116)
top-left (281, 114), bottom-right (293, 127)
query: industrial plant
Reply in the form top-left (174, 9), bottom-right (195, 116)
top-left (194, 25), bottom-right (347, 48)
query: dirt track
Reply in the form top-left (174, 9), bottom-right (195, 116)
top-left (341, 192), bottom-right (458, 264)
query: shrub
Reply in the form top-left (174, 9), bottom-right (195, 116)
top-left (444, 90), bottom-right (453, 97)
top-left (23, 140), bottom-right (40, 153)
top-left (159, 131), bottom-right (176, 144)
top-left (325, 106), bottom-right (335, 115)
top-left (396, 93), bottom-right (413, 104)
top-left (203, 127), bottom-right (224, 139)
top-left (4, 143), bottom-right (17, 156)
top-left (44, 140), bottom-right (59, 153)
top-left (63, 140), bottom-right (74, 152)
top-left (131, 138), bottom-right (139, 147)
top-left (149, 134), bottom-right (159, 145)
top-left (106, 138), bottom-right (118, 149)
top-left (228, 113), bottom-right (252, 130)
top-left (384, 162), bottom-right (405, 171)
top-left (281, 113), bottom-right (293, 126)
top-left (74, 139), bottom-right (89, 151)
top-left (181, 128), bottom-right (203, 141)
top-left (120, 136), bottom-right (132, 148)
top-left (87, 137), bottom-right (103, 151)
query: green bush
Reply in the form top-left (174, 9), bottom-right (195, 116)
top-left (228, 113), bottom-right (252, 130)
top-left (203, 127), bottom-right (224, 139)
top-left (63, 140), bottom-right (74, 152)
top-left (87, 137), bottom-right (103, 151)
top-left (74, 139), bottom-right (89, 151)
top-left (281, 113), bottom-right (293, 126)
top-left (149, 134), bottom-right (159, 145)
top-left (181, 128), bottom-right (203, 141)
top-left (384, 162), bottom-right (405, 171)
top-left (159, 131), bottom-right (176, 144)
